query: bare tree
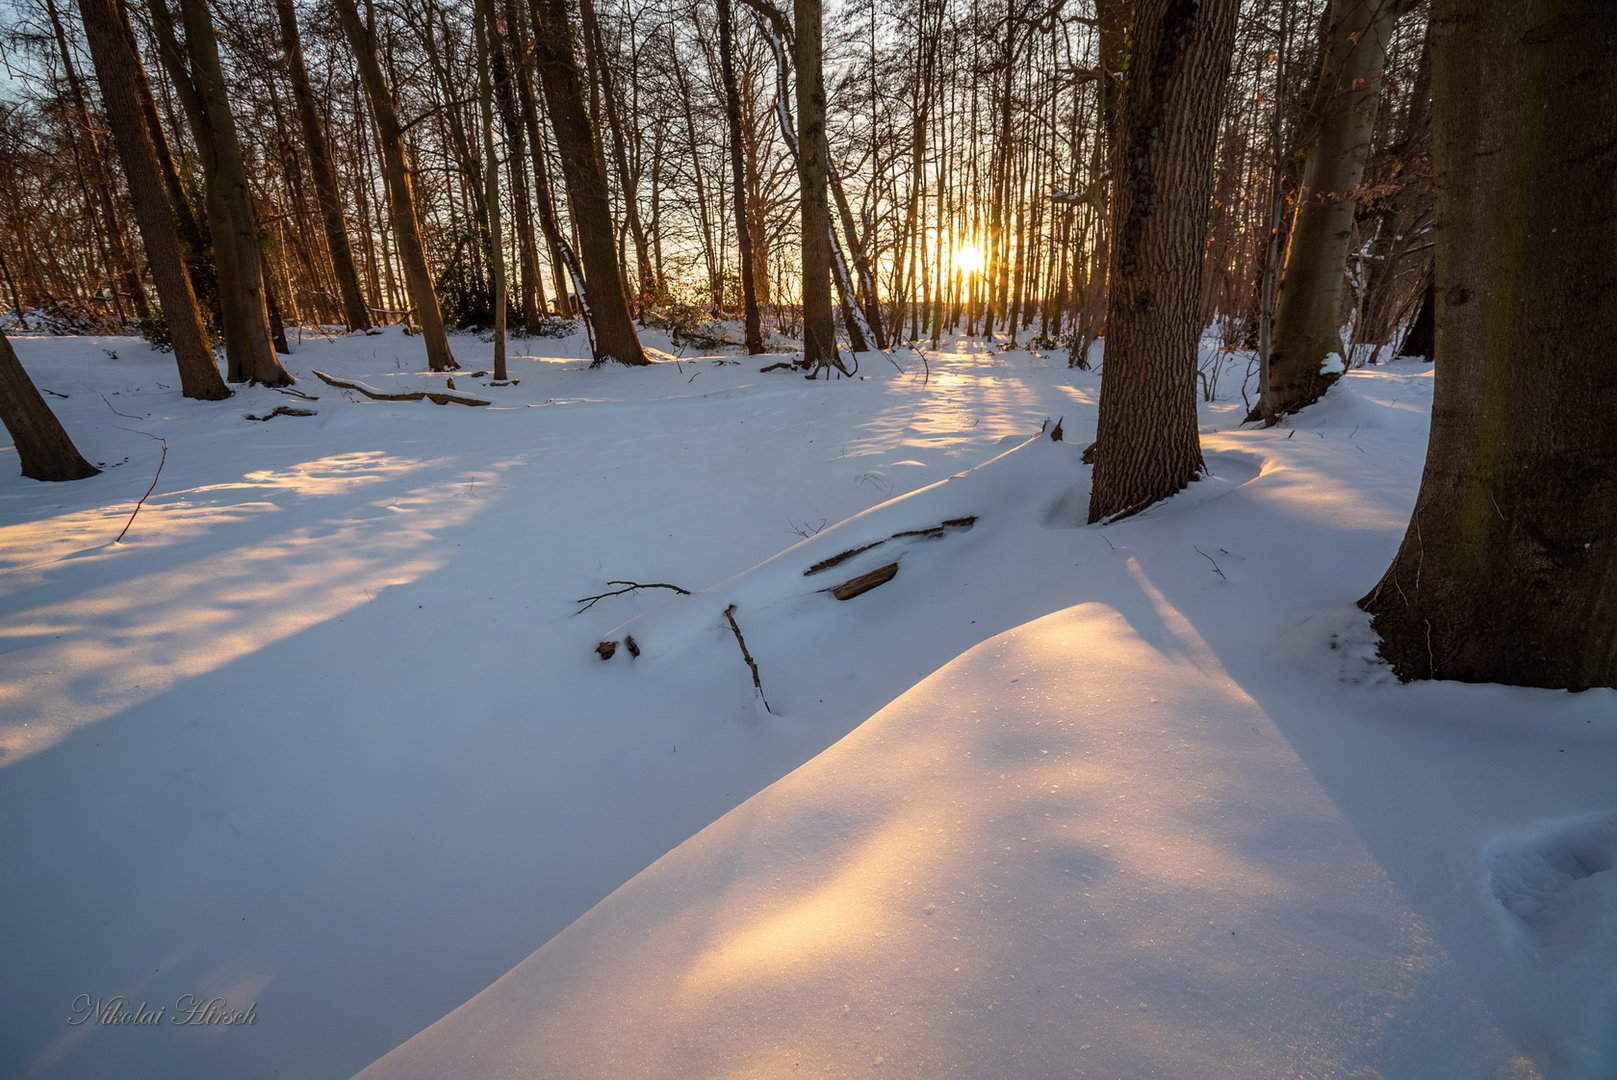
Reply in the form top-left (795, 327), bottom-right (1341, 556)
top-left (0, 327), bottom-right (99, 480)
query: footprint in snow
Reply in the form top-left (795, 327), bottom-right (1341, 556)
top-left (1486, 811), bottom-right (1617, 962)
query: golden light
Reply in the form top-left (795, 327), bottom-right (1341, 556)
top-left (952, 241), bottom-right (985, 276)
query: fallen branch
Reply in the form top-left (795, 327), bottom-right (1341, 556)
top-left (1193, 545), bottom-right (1228, 582)
top-left (272, 385), bottom-right (319, 401)
top-left (575, 579), bottom-right (692, 613)
top-left (310, 369), bottom-right (490, 406)
top-left (114, 430), bottom-right (167, 544)
top-left (826, 561), bottom-right (898, 600)
top-left (101, 393), bottom-right (144, 420)
top-left (724, 604), bottom-right (772, 713)
top-left (758, 361), bottom-right (793, 373)
top-left (245, 405), bottom-right (316, 421)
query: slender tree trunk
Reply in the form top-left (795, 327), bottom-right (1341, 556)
top-left (793, 0), bottom-right (836, 370)
top-left (334, 0), bottom-right (458, 370)
top-left (1087, 0), bottom-right (1239, 523)
top-left (1260, 0), bottom-right (1401, 422)
top-left (44, 0), bottom-right (148, 321)
top-left (75, 0), bottom-right (228, 399)
top-left (275, 0), bottom-right (371, 331)
top-left (718, 0), bottom-right (764, 352)
top-left (528, 0), bottom-right (646, 364)
top-left (475, 0), bottom-right (507, 380)
top-left (1360, 0), bottom-right (1617, 690)
top-left (0, 328), bottom-right (99, 481)
top-left (1396, 274), bottom-right (1433, 358)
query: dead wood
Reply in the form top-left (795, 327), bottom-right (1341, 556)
top-left (723, 604), bottom-right (771, 713)
top-left (827, 561), bottom-right (898, 600)
top-left (596, 640), bottom-right (618, 660)
top-left (311, 369), bottom-right (490, 406)
top-left (575, 580), bottom-right (692, 613)
top-left (245, 405), bottom-right (316, 421)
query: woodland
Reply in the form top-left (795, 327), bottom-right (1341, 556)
top-left (0, 0), bottom-right (1614, 1076)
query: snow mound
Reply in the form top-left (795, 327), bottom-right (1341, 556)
top-left (1488, 813), bottom-right (1617, 961)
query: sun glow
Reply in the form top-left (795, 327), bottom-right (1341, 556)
top-left (952, 241), bottom-right (985, 276)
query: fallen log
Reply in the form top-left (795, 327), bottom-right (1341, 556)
top-left (826, 561), bottom-right (898, 600)
top-left (311, 369), bottom-right (490, 406)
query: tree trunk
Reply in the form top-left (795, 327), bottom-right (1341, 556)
top-left (75, 0), bottom-right (228, 400)
top-left (528, 0), bottom-right (646, 364)
top-left (475, 0), bottom-right (506, 380)
top-left (1396, 274), bottom-right (1434, 358)
top-left (275, 0), bottom-right (371, 332)
top-left (0, 328), bottom-right (99, 481)
top-left (167, 0), bottom-right (292, 386)
top-left (1087, 0), bottom-right (1239, 523)
top-left (1360, 0), bottom-right (1617, 690)
top-left (334, 0), bottom-right (459, 371)
top-left (718, 0), bottom-right (764, 353)
top-left (793, 0), bottom-right (836, 370)
top-left (1260, 0), bottom-right (1400, 422)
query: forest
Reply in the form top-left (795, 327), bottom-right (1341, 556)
top-left (0, 0), bottom-right (1613, 1076)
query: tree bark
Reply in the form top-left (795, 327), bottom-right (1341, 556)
top-left (475, 0), bottom-right (507, 380)
top-left (0, 328), bottom-right (99, 481)
top-left (1360, 0), bottom-right (1617, 690)
top-left (1087, 0), bottom-right (1239, 523)
top-left (165, 0), bottom-right (293, 385)
top-left (793, 0), bottom-right (836, 370)
top-left (1260, 0), bottom-right (1401, 422)
top-left (275, 0), bottom-right (371, 331)
top-left (75, 0), bottom-right (228, 400)
top-left (334, 0), bottom-right (459, 370)
top-left (718, 0), bottom-right (764, 353)
top-left (527, 0), bottom-right (646, 364)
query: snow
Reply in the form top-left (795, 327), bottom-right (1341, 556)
top-left (2, 329), bottom-right (1613, 1079)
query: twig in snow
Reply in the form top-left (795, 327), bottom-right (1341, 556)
top-left (724, 604), bottom-right (772, 713)
top-left (101, 393), bottom-right (144, 420)
top-left (272, 385), bottom-right (319, 401)
top-left (41, 387), bottom-right (68, 399)
top-left (574, 579), bottom-right (692, 613)
top-left (1193, 545), bottom-right (1227, 582)
top-left (114, 429), bottom-right (166, 543)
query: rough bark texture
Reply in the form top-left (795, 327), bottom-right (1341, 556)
top-left (0, 328), bottom-right (100, 481)
top-left (334, 0), bottom-right (458, 371)
top-left (1360, 0), bottom-right (1617, 690)
top-left (75, 0), bottom-right (228, 400)
top-left (1087, 0), bottom-right (1238, 523)
top-left (793, 0), bottom-right (836, 369)
top-left (173, 0), bottom-right (292, 386)
top-left (1261, 0), bottom-right (1398, 421)
top-left (718, 0), bottom-right (764, 354)
top-left (275, 0), bottom-right (371, 332)
top-left (529, 0), bottom-right (646, 365)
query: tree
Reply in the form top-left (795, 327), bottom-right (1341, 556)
top-left (528, 0), bottom-right (647, 366)
top-left (333, 0), bottom-right (459, 371)
top-left (0, 327), bottom-right (99, 481)
top-left (1360, 0), bottom-right (1616, 691)
top-left (1257, 0), bottom-right (1403, 422)
top-left (718, 0), bottom-right (764, 353)
top-left (274, 0), bottom-right (372, 332)
top-left (1087, 0), bottom-right (1239, 523)
top-left (792, 0), bottom-right (835, 371)
top-left (74, 0), bottom-right (230, 400)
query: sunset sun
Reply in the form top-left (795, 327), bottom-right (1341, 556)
top-left (952, 241), bottom-right (985, 276)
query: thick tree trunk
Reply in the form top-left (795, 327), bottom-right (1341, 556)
top-left (793, 0), bottom-right (836, 370)
top-left (75, 0), bottom-right (228, 400)
top-left (1087, 0), bottom-right (1238, 523)
top-left (528, 0), bottom-right (646, 364)
top-left (275, 0), bottom-right (371, 332)
top-left (1360, 0), bottom-right (1617, 690)
top-left (167, 0), bottom-right (292, 386)
top-left (0, 328), bottom-right (99, 481)
top-left (334, 0), bottom-right (459, 371)
top-left (1260, 0), bottom-right (1400, 422)
top-left (718, 0), bottom-right (764, 353)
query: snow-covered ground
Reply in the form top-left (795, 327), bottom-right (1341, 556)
top-left (2, 328), bottom-right (1613, 1079)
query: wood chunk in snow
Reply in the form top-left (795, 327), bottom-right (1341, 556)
top-left (827, 562), bottom-right (899, 600)
top-left (596, 640), bottom-right (618, 660)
